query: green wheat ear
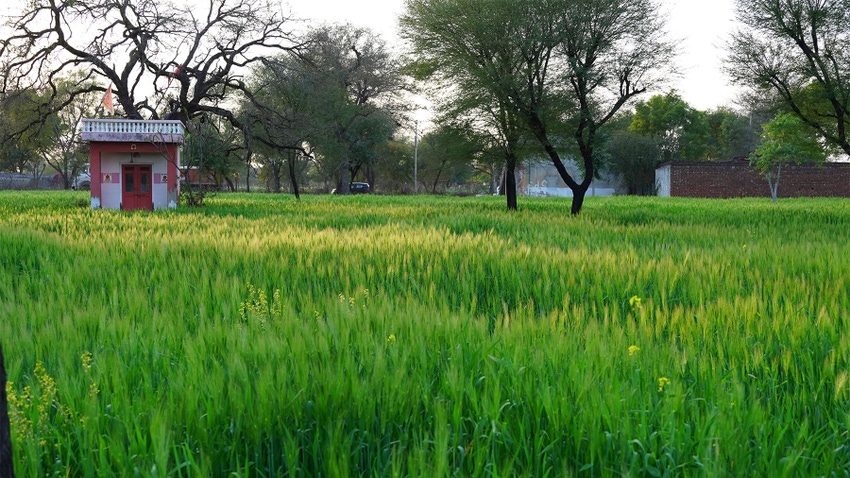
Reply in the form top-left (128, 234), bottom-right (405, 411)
top-left (0, 192), bottom-right (849, 475)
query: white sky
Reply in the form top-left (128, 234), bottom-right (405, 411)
top-left (288, 0), bottom-right (741, 112)
top-left (1, 0), bottom-right (741, 113)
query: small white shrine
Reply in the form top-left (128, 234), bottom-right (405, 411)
top-left (81, 119), bottom-right (184, 210)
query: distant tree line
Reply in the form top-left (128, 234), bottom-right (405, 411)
top-left (0, 0), bottom-right (846, 209)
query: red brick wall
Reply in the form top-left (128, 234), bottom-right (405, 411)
top-left (665, 161), bottom-right (850, 198)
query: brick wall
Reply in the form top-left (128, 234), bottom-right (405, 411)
top-left (658, 161), bottom-right (850, 198)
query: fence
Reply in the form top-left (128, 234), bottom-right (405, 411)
top-left (0, 173), bottom-right (60, 190)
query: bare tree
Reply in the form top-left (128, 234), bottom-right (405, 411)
top-left (0, 0), bottom-right (298, 126)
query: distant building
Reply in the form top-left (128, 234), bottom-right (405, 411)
top-left (81, 119), bottom-right (184, 210)
top-left (655, 160), bottom-right (850, 198)
top-left (521, 158), bottom-right (625, 197)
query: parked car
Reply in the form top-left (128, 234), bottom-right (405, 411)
top-left (332, 182), bottom-right (371, 194)
top-left (72, 165), bottom-right (91, 190)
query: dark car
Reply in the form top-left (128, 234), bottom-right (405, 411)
top-left (350, 182), bottom-right (371, 194)
top-left (333, 182), bottom-right (371, 194)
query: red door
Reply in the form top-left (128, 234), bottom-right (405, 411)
top-left (122, 164), bottom-right (153, 210)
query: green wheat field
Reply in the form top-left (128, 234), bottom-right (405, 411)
top-left (2, 191), bottom-right (849, 477)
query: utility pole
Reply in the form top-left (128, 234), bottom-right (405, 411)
top-left (414, 121), bottom-right (419, 194)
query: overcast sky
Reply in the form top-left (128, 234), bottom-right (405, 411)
top-left (0, 0), bottom-right (741, 113)
top-left (289, 0), bottom-right (741, 112)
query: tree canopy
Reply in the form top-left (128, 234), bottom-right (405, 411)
top-left (750, 112), bottom-right (832, 202)
top-left (726, 0), bottom-right (850, 156)
top-left (243, 24), bottom-right (407, 195)
top-left (402, 0), bottom-right (676, 213)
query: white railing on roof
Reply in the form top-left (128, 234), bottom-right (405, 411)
top-left (82, 119), bottom-right (184, 135)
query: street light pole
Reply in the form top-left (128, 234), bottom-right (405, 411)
top-left (414, 121), bottom-right (419, 194)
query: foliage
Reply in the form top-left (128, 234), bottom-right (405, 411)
top-left (0, 74), bottom-right (101, 188)
top-left (296, 24), bottom-right (405, 194)
top-left (2, 192), bottom-right (850, 476)
top-left (726, 0), bottom-right (850, 155)
top-left (603, 128), bottom-right (660, 195)
top-left (0, 89), bottom-right (51, 175)
top-left (416, 124), bottom-right (484, 194)
top-left (179, 117), bottom-right (245, 205)
top-left (750, 113), bottom-right (831, 202)
top-left (702, 107), bottom-right (760, 160)
top-left (630, 91), bottom-right (708, 161)
top-left (628, 92), bottom-right (762, 169)
top-left (242, 53), bottom-right (315, 195)
top-left (38, 75), bottom-right (100, 189)
top-left (402, 0), bottom-right (676, 213)
top-left (244, 24), bottom-right (406, 195)
top-left (371, 140), bottom-right (415, 193)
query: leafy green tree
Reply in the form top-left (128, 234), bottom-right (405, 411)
top-left (0, 89), bottom-right (51, 176)
top-left (244, 24), bottom-right (405, 195)
top-left (38, 75), bottom-right (101, 189)
top-left (242, 53), bottom-right (317, 197)
top-left (603, 114), bottom-right (660, 195)
top-left (726, 0), bottom-right (850, 156)
top-left (416, 124), bottom-right (484, 193)
top-left (180, 117), bottom-right (244, 205)
top-left (750, 113), bottom-right (831, 202)
top-left (629, 91), bottom-right (708, 162)
top-left (372, 139), bottom-right (415, 193)
top-left (703, 107), bottom-right (760, 160)
top-left (402, 0), bottom-right (675, 214)
top-left (300, 24), bottom-right (406, 194)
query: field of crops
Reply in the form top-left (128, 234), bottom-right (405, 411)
top-left (1, 191), bottom-right (849, 477)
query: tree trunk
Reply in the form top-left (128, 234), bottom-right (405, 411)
top-left (570, 185), bottom-right (589, 215)
top-left (366, 166), bottom-right (376, 194)
top-left (339, 157), bottom-right (351, 195)
top-left (270, 164), bottom-right (282, 193)
top-left (768, 165), bottom-right (781, 203)
top-left (244, 149), bottom-right (253, 193)
top-left (490, 168), bottom-right (499, 195)
top-left (0, 343), bottom-right (15, 478)
top-left (505, 155), bottom-right (518, 211)
top-left (288, 155), bottom-right (300, 200)
top-left (431, 159), bottom-right (449, 194)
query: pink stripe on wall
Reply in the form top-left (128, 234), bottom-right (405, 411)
top-left (101, 173), bottom-right (120, 184)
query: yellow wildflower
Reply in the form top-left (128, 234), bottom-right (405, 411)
top-left (629, 295), bottom-right (642, 310)
top-left (628, 345), bottom-right (640, 356)
top-left (387, 334), bottom-right (397, 343)
top-left (657, 377), bottom-right (670, 392)
top-left (81, 351), bottom-right (93, 373)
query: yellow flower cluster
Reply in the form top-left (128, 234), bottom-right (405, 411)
top-left (629, 295), bottom-right (642, 310)
top-left (657, 377), bottom-right (670, 392)
top-left (628, 345), bottom-right (640, 356)
top-left (81, 351), bottom-right (99, 398)
top-left (6, 361), bottom-right (73, 443)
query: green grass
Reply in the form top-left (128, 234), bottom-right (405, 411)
top-left (2, 191), bottom-right (850, 477)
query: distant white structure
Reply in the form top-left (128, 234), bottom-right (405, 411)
top-left (522, 158), bottom-right (623, 197)
top-left (655, 163), bottom-right (671, 197)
